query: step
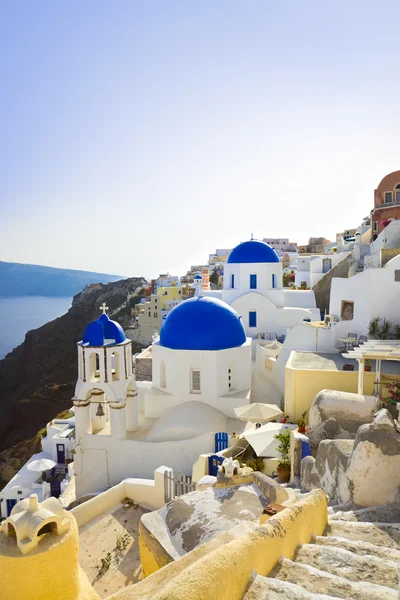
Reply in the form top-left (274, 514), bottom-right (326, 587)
top-left (243, 575), bottom-right (338, 599)
top-left (295, 543), bottom-right (398, 589)
top-left (272, 558), bottom-right (397, 600)
top-left (313, 534), bottom-right (400, 562)
top-left (329, 503), bottom-right (400, 523)
top-left (326, 521), bottom-right (400, 549)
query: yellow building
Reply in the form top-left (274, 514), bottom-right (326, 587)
top-left (135, 286), bottom-right (184, 343)
top-left (285, 351), bottom-right (378, 421)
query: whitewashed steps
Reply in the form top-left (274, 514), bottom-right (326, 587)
top-left (328, 503), bottom-right (400, 523)
top-left (243, 575), bottom-right (339, 599)
top-left (326, 520), bottom-right (400, 549)
top-left (294, 543), bottom-right (399, 589)
top-left (313, 534), bottom-right (400, 562)
top-left (271, 557), bottom-right (397, 600)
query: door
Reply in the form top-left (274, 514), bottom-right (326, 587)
top-left (208, 455), bottom-right (224, 476)
top-left (56, 444), bottom-right (66, 465)
top-left (6, 499), bottom-right (17, 516)
top-left (50, 478), bottom-right (61, 499)
top-left (249, 311), bottom-right (257, 328)
top-left (323, 258), bottom-right (332, 274)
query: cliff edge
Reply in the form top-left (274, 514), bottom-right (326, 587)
top-left (0, 276), bottom-right (145, 485)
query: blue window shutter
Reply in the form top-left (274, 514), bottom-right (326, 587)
top-left (249, 311), bottom-right (257, 327)
top-left (231, 274), bottom-right (235, 288)
top-left (250, 274), bottom-right (257, 289)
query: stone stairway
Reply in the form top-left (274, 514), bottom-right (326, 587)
top-left (243, 502), bottom-right (400, 599)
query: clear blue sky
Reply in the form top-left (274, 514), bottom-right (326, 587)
top-left (1, 1), bottom-right (399, 278)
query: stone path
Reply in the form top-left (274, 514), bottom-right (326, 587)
top-left (243, 496), bottom-right (400, 599)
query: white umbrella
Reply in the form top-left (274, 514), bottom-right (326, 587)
top-left (234, 403), bottom-right (283, 423)
top-left (243, 422), bottom-right (297, 458)
top-left (27, 458), bottom-right (57, 472)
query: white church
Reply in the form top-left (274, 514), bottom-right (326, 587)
top-left (210, 238), bottom-right (320, 337)
top-left (73, 296), bottom-right (253, 497)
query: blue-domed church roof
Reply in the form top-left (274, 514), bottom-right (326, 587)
top-left (160, 296), bottom-right (246, 351)
top-left (81, 314), bottom-right (126, 346)
top-left (227, 239), bottom-right (279, 264)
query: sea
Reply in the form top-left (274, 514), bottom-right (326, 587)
top-left (0, 296), bottom-right (72, 359)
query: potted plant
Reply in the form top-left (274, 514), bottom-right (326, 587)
top-left (364, 359), bottom-right (372, 372)
top-left (297, 411), bottom-right (307, 434)
top-left (380, 380), bottom-right (400, 419)
top-left (274, 430), bottom-right (291, 483)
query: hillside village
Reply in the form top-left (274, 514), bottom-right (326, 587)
top-left (2, 169), bottom-right (400, 599)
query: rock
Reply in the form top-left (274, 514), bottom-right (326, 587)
top-left (307, 390), bottom-right (379, 448)
top-left (302, 409), bottom-right (400, 507)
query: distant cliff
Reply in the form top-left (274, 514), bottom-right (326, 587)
top-left (0, 277), bottom-right (146, 485)
top-left (0, 261), bottom-right (123, 297)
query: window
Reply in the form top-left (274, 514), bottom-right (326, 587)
top-left (250, 274), bottom-right (257, 289)
top-left (384, 191), bottom-right (393, 204)
top-left (231, 274), bottom-right (235, 288)
top-left (396, 190), bottom-right (400, 203)
top-left (323, 258), bottom-right (332, 274)
top-left (249, 311), bottom-right (257, 327)
top-left (272, 274), bottom-right (276, 288)
top-left (340, 300), bottom-right (354, 321)
top-left (373, 221), bottom-right (378, 232)
top-left (395, 270), bottom-right (400, 282)
top-left (160, 361), bottom-right (166, 388)
top-left (190, 368), bottom-right (201, 393)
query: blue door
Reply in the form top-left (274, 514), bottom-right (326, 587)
top-left (57, 444), bottom-right (66, 465)
top-left (250, 274), bottom-right (257, 289)
top-left (272, 274), bottom-right (275, 288)
top-left (215, 432), bottom-right (228, 452)
top-left (249, 311), bottom-right (257, 327)
top-left (231, 274), bottom-right (235, 288)
top-left (50, 478), bottom-right (61, 499)
top-left (6, 499), bottom-right (17, 516)
top-left (208, 455), bottom-right (224, 476)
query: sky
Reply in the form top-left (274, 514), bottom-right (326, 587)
top-left (1, 1), bottom-right (400, 279)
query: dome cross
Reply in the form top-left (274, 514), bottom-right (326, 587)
top-left (99, 302), bottom-right (109, 315)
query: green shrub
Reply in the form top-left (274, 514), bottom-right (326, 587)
top-left (246, 457), bottom-right (264, 472)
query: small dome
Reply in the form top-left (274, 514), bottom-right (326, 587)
top-left (227, 240), bottom-right (280, 264)
top-left (160, 296), bottom-right (246, 351)
top-left (81, 314), bottom-right (126, 346)
top-left (194, 274), bottom-right (203, 280)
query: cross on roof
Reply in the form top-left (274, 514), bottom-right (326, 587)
top-left (99, 302), bottom-right (109, 315)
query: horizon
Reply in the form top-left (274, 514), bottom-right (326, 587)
top-left (1, 1), bottom-right (400, 278)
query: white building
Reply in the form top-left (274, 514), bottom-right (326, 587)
top-left (330, 252), bottom-right (400, 339)
top-left (262, 238), bottom-right (297, 256)
top-left (73, 298), bottom-right (252, 497)
top-left (145, 295), bottom-right (252, 419)
top-left (295, 251), bottom-right (351, 289)
top-left (209, 239), bottom-right (321, 339)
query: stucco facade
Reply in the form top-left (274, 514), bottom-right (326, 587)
top-left (371, 169), bottom-right (400, 240)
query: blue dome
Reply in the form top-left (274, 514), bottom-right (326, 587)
top-left (227, 240), bottom-right (280, 264)
top-left (160, 296), bottom-right (246, 351)
top-left (81, 314), bottom-right (126, 346)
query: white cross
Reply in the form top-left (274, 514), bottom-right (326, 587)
top-left (99, 302), bottom-right (109, 314)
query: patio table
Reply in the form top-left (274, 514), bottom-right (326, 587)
top-left (338, 337), bottom-right (358, 352)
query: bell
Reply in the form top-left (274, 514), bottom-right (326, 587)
top-left (96, 403), bottom-right (105, 417)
